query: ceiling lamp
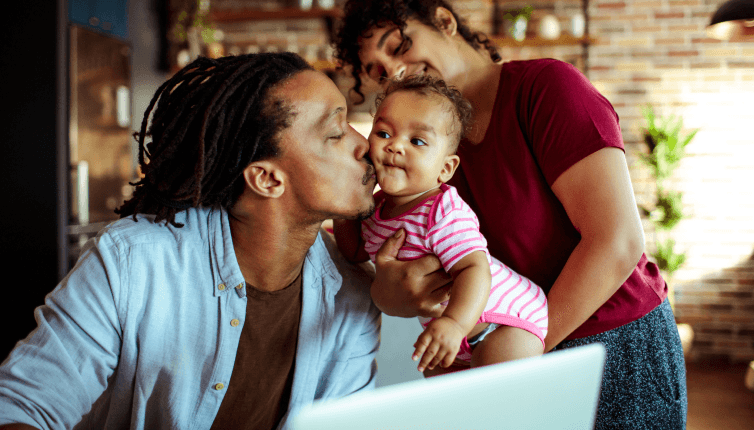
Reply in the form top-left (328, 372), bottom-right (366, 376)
top-left (707, 0), bottom-right (754, 41)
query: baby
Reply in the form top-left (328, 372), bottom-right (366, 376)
top-left (335, 75), bottom-right (548, 373)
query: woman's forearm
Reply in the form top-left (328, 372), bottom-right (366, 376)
top-left (543, 233), bottom-right (643, 352)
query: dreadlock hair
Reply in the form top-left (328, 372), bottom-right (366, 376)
top-left (115, 52), bottom-right (313, 227)
top-left (334, 0), bottom-right (501, 104)
top-left (375, 75), bottom-right (473, 152)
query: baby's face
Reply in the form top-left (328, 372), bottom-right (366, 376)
top-left (368, 91), bottom-right (457, 198)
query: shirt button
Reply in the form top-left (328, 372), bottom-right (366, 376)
top-left (218, 283), bottom-right (226, 291)
top-left (230, 319), bottom-right (240, 327)
top-left (235, 283), bottom-right (244, 289)
top-left (214, 383), bottom-right (224, 390)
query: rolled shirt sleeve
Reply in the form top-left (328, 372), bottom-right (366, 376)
top-left (0, 233), bottom-right (123, 429)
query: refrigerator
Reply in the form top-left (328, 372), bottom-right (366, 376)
top-left (67, 24), bottom-right (136, 269)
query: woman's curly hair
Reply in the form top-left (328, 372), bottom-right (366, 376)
top-left (333, 0), bottom-right (500, 104)
top-left (375, 75), bottom-right (473, 151)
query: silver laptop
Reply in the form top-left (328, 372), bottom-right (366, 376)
top-left (291, 343), bottom-right (605, 430)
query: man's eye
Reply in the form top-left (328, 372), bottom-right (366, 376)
top-left (329, 132), bottom-right (345, 141)
top-left (411, 138), bottom-right (427, 146)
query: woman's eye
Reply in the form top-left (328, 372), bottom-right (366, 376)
top-left (393, 36), bottom-right (412, 56)
top-left (411, 138), bottom-right (427, 146)
top-left (329, 132), bottom-right (345, 141)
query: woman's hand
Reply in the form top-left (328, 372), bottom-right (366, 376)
top-left (371, 229), bottom-right (453, 318)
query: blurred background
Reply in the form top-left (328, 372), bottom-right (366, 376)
top-left (0, 1), bottom-right (752, 421)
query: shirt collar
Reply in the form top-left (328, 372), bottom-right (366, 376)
top-left (208, 207), bottom-right (342, 298)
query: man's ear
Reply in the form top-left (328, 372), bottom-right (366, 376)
top-left (438, 154), bottom-right (460, 183)
top-left (434, 7), bottom-right (458, 37)
top-left (243, 161), bottom-right (285, 198)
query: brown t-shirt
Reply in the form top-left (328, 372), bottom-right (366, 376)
top-left (210, 271), bottom-right (303, 430)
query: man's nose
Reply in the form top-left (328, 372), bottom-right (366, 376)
top-left (352, 126), bottom-right (370, 160)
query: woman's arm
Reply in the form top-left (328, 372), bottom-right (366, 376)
top-left (370, 229), bottom-right (453, 318)
top-left (545, 147), bottom-right (645, 351)
top-left (332, 219), bottom-right (370, 263)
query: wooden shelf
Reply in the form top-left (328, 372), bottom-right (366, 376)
top-left (489, 34), bottom-right (593, 47)
top-left (210, 7), bottom-right (342, 23)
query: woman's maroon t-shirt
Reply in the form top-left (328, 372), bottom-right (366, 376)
top-left (448, 59), bottom-right (666, 340)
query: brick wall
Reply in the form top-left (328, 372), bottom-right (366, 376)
top-left (204, 0), bottom-right (754, 363)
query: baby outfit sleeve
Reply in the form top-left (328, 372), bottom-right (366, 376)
top-left (425, 187), bottom-right (490, 273)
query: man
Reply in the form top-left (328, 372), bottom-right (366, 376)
top-left (0, 52), bottom-right (380, 430)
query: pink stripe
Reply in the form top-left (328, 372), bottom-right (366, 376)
top-left (490, 264), bottom-right (504, 278)
top-left (489, 277), bottom-right (522, 313)
top-left (430, 216), bottom-right (478, 233)
top-left (524, 293), bottom-right (547, 321)
top-left (396, 255), bottom-right (424, 261)
top-left (533, 315), bottom-right (548, 324)
top-left (489, 268), bottom-right (512, 295)
top-left (429, 227), bottom-right (479, 247)
top-left (362, 221), bottom-right (392, 241)
top-left (506, 278), bottom-right (531, 315)
top-left (405, 242), bottom-right (431, 252)
top-left (443, 246), bottom-right (486, 265)
top-left (436, 237), bottom-right (481, 258)
top-left (517, 281), bottom-right (541, 318)
top-left (399, 218), bottom-right (430, 228)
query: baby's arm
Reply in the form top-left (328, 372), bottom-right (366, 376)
top-left (333, 219), bottom-right (370, 263)
top-left (413, 250), bottom-right (491, 372)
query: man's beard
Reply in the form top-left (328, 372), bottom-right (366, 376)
top-left (354, 202), bottom-right (376, 221)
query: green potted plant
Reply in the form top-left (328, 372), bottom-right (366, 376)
top-left (503, 6), bottom-right (533, 42)
top-left (639, 106), bottom-right (698, 356)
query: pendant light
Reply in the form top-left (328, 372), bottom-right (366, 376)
top-left (706, 0), bottom-right (754, 41)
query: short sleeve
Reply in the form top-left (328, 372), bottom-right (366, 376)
top-left (521, 61), bottom-right (624, 186)
top-left (426, 188), bottom-right (489, 272)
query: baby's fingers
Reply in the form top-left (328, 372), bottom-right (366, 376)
top-left (415, 339), bottom-right (440, 372)
top-left (412, 333), bottom-right (431, 363)
top-left (440, 349), bottom-right (458, 368)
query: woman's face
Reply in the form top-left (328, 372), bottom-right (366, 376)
top-left (357, 12), bottom-right (466, 89)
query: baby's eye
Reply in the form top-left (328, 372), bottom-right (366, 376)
top-left (375, 130), bottom-right (391, 139)
top-left (411, 138), bottom-right (427, 146)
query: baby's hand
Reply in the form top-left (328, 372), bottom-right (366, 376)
top-left (412, 316), bottom-right (466, 372)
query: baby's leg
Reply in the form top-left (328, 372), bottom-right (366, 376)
top-left (470, 325), bottom-right (543, 367)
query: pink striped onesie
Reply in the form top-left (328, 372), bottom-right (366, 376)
top-left (362, 183), bottom-right (548, 363)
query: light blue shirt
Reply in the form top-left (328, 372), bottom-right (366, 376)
top-left (0, 207), bottom-right (381, 429)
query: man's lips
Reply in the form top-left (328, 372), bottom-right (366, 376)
top-left (362, 164), bottom-right (376, 185)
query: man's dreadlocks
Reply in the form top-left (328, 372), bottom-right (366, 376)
top-left (116, 52), bottom-right (313, 227)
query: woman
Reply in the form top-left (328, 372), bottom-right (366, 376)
top-left (334, 1), bottom-right (687, 428)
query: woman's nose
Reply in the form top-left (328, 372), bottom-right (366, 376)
top-left (385, 60), bottom-right (406, 80)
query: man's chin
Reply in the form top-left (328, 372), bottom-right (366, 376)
top-left (355, 202), bottom-right (376, 221)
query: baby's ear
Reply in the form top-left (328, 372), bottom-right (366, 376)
top-left (438, 154), bottom-right (460, 183)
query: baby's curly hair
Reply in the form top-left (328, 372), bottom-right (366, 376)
top-left (334, 0), bottom-right (500, 104)
top-left (375, 75), bottom-right (473, 151)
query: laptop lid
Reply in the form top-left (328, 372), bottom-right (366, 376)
top-left (290, 343), bottom-right (605, 430)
